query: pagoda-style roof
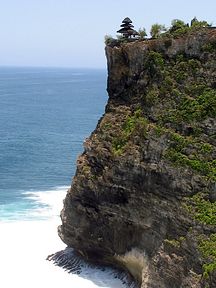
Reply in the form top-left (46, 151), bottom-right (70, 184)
top-left (117, 27), bottom-right (130, 33)
top-left (122, 17), bottom-right (132, 24)
top-left (117, 17), bottom-right (139, 38)
top-left (120, 23), bottom-right (134, 28)
top-left (117, 28), bottom-right (139, 37)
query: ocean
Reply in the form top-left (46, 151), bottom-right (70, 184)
top-left (0, 67), bottom-right (127, 288)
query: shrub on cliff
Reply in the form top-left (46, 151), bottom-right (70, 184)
top-left (166, 18), bottom-right (212, 38)
top-left (138, 27), bottom-right (147, 39)
top-left (150, 23), bottom-right (166, 38)
top-left (104, 34), bottom-right (115, 45)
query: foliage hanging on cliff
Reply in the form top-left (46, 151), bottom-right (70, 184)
top-left (112, 110), bottom-right (148, 155)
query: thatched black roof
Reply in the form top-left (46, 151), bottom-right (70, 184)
top-left (128, 29), bottom-right (139, 36)
top-left (117, 27), bottom-right (139, 36)
top-left (120, 23), bottom-right (134, 28)
top-left (117, 27), bottom-right (129, 33)
top-left (117, 17), bottom-right (138, 38)
top-left (122, 17), bottom-right (132, 23)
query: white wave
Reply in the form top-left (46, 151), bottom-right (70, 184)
top-left (0, 220), bottom-right (127, 288)
top-left (0, 186), bottom-right (69, 222)
top-left (0, 187), bottom-right (132, 287)
top-left (21, 186), bottom-right (69, 221)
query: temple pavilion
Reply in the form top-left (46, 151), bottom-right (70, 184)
top-left (117, 17), bottom-right (139, 38)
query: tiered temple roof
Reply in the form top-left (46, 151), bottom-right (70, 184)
top-left (117, 17), bottom-right (139, 38)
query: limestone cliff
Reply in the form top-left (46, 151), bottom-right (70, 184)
top-left (58, 28), bottom-right (216, 288)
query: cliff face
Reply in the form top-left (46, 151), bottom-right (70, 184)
top-left (58, 29), bottom-right (216, 288)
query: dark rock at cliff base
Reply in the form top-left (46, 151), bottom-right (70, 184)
top-left (59, 28), bottom-right (216, 288)
top-left (47, 247), bottom-right (138, 287)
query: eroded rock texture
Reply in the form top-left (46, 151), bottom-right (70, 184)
top-left (59, 28), bottom-right (216, 287)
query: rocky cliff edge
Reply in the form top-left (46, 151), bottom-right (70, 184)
top-left (58, 28), bottom-right (216, 288)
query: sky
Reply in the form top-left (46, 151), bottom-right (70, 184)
top-left (0, 0), bottom-right (215, 68)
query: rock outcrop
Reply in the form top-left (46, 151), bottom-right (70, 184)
top-left (58, 28), bottom-right (216, 287)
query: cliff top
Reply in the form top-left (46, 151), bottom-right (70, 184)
top-left (106, 17), bottom-right (216, 47)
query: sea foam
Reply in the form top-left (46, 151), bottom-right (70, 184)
top-left (0, 187), bottom-right (129, 288)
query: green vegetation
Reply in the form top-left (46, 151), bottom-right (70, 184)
top-left (202, 42), bottom-right (216, 53)
top-left (138, 32), bottom-right (216, 182)
top-left (164, 18), bottom-right (211, 38)
top-left (148, 51), bottom-right (164, 67)
top-left (198, 234), bottom-right (216, 278)
top-left (184, 192), bottom-right (216, 278)
top-left (152, 82), bottom-right (215, 178)
top-left (168, 19), bottom-right (189, 37)
top-left (164, 238), bottom-right (181, 248)
top-left (164, 236), bottom-right (186, 248)
top-left (151, 17), bottom-right (211, 40)
top-left (105, 17), bottom-right (216, 285)
top-left (104, 34), bottom-right (115, 45)
top-left (150, 23), bottom-right (166, 38)
top-left (138, 27), bottom-right (147, 39)
top-left (105, 17), bottom-right (212, 44)
top-left (159, 54), bottom-right (216, 125)
top-left (112, 110), bottom-right (148, 155)
top-left (177, 89), bottom-right (216, 121)
top-left (149, 18), bottom-right (211, 40)
top-left (144, 51), bottom-right (165, 77)
top-left (152, 125), bottom-right (216, 180)
top-left (186, 193), bottom-right (216, 225)
top-left (184, 193), bottom-right (216, 278)
top-left (145, 87), bottom-right (160, 106)
top-left (191, 18), bottom-right (211, 28)
top-left (165, 148), bottom-right (216, 181)
top-left (165, 146), bottom-right (216, 181)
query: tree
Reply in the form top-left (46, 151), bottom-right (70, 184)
top-left (169, 19), bottom-right (187, 33)
top-left (104, 35), bottom-right (114, 45)
top-left (190, 17), bottom-right (211, 28)
top-left (138, 27), bottom-right (147, 39)
top-left (150, 23), bottom-right (166, 38)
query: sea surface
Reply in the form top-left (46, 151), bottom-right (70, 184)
top-left (0, 67), bottom-right (107, 220)
top-left (0, 67), bottom-right (127, 288)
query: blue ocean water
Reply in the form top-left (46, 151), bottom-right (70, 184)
top-left (0, 67), bottom-right (107, 220)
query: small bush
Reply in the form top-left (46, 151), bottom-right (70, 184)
top-left (138, 27), bottom-right (147, 39)
top-left (112, 110), bottom-right (148, 155)
top-left (104, 35), bottom-right (115, 45)
top-left (150, 23), bottom-right (166, 38)
top-left (186, 193), bottom-right (216, 225)
top-left (198, 234), bottom-right (216, 278)
top-left (201, 42), bottom-right (216, 53)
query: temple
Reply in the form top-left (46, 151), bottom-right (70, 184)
top-left (117, 17), bottom-right (139, 38)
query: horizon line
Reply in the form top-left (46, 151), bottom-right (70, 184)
top-left (0, 65), bottom-right (107, 70)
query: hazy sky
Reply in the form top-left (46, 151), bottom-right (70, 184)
top-left (0, 0), bottom-right (215, 68)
